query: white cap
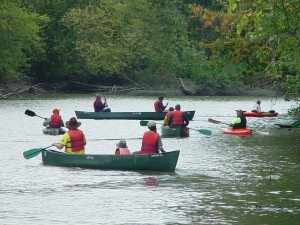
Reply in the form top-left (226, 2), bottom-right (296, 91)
top-left (147, 120), bottom-right (156, 127)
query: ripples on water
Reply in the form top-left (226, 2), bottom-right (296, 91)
top-left (1, 95), bottom-right (300, 224)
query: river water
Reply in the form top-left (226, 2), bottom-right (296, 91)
top-left (1, 94), bottom-right (300, 225)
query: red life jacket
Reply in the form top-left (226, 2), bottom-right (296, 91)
top-left (115, 148), bottom-right (130, 155)
top-left (50, 114), bottom-right (62, 128)
top-left (140, 131), bottom-right (159, 154)
top-left (171, 110), bottom-right (184, 125)
top-left (67, 130), bottom-right (85, 152)
top-left (154, 100), bottom-right (160, 112)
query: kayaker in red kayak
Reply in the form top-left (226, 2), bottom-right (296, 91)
top-left (251, 99), bottom-right (262, 112)
top-left (229, 109), bottom-right (247, 129)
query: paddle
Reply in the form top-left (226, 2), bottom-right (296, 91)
top-left (208, 118), bottom-right (269, 135)
top-left (25, 109), bottom-right (47, 119)
top-left (140, 120), bottom-right (163, 126)
top-left (23, 145), bottom-right (52, 159)
top-left (140, 120), bottom-right (212, 136)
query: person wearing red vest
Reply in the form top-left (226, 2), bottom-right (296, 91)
top-left (139, 120), bottom-right (165, 154)
top-left (115, 139), bottom-right (131, 155)
top-left (52, 117), bottom-right (86, 154)
top-left (154, 96), bottom-right (168, 112)
top-left (43, 108), bottom-right (64, 129)
top-left (167, 104), bottom-right (189, 128)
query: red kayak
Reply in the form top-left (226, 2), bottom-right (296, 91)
top-left (223, 128), bottom-right (252, 136)
top-left (242, 112), bottom-right (278, 117)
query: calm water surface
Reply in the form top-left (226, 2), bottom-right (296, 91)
top-left (1, 94), bottom-right (300, 225)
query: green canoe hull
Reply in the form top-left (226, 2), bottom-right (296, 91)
top-left (75, 110), bottom-right (195, 120)
top-left (161, 126), bottom-right (189, 138)
top-left (42, 149), bottom-right (180, 172)
top-left (42, 128), bottom-right (66, 135)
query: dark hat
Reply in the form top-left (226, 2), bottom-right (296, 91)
top-left (65, 117), bottom-right (81, 129)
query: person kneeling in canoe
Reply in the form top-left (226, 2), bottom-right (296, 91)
top-left (115, 139), bottom-right (130, 155)
top-left (167, 104), bottom-right (189, 128)
top-left (229, 109), bottom-right (247, 130)
top-left (139, 121), bottom-right (165, 154)
top-left (43, 108), bottom-right (64, 129)
top-left (52, 117), bottom-right (86, 154)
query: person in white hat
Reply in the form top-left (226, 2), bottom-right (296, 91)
top-left (229, 109), bottom-right (247, 129)
top-left (43, 108), bottom-right (64, 129)
top-left (52, 117), bottom-right (86, 154)
top-left (139, 120), bottom-right (165, 154)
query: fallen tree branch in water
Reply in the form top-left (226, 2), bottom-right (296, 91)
top-left (0, 84), bottom-right (47, 100)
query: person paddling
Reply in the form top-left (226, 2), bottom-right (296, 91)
top-left (154, 96), bottom-right (168, 112)
top-left (43, 108), bottom-right (64, 129)
top-left (229, 109), bottom-right (247, 129)
top-left (93, 94), bottom-right (111, 112)
top-left (52, 117), bottom-right (86, 154)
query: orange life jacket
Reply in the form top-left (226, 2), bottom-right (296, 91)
top-left (171, 110), bottom-right (184, 125)
top-left (115, 148), bottom-right (130, 155)
top-left (154, 100), bottom-right (160, 112)
top-left (67, 130), bottom-right (85, 152)
top-left (50, 114), bottom-right (62, 128)
top-left (140, 131), bottom-right (159, 154)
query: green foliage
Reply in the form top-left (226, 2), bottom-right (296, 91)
top-left (0, 1), bottom-right (48, 84)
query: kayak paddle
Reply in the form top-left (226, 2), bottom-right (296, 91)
top-left (23, 145), bottom-right (52, 159)
top-left (208, 118), bottom-right (269, 135)
top-left (25, 109), bottom-right (47, 119)
top-left (140, 120), bottom-right (212, 136)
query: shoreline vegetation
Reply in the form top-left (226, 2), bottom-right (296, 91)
top-left (0, 81), bottom-right (279, 100)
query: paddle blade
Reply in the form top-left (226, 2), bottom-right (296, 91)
top-left (25, 109), bottom-right (36, 117)
top-left (208, 118), bottom-right (221, 124)
top-left (23, 148), bottom-right (43, 159)
top-left (140, 120), bottom-right (149, 126)
top-left (198, 129), bottom-right (212, 136)
top-left (23, 145), bottom-right (52, 159)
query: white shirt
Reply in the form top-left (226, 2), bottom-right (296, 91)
top-left (252, 104), bottom-right (261, 112)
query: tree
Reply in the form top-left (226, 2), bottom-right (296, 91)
top-left (0, 1), bottom-right (48, 86)
top-left (190, 0), bottom-right (300, 99)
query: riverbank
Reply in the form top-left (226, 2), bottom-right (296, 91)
top-left (0, 82), bottom-right (280, 100)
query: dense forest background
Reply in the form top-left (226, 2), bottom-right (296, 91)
top-left (0, 0), bottom-right (299, 100)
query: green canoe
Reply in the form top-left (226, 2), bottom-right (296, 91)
top-left (75, 110), bottom-right (195, 120)
top-left (42, 149), bottom-right (180, 172)
top-left (161, 126), bottom-right (189, 138)
top-left (42, 128), bottom-right (66, 135)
